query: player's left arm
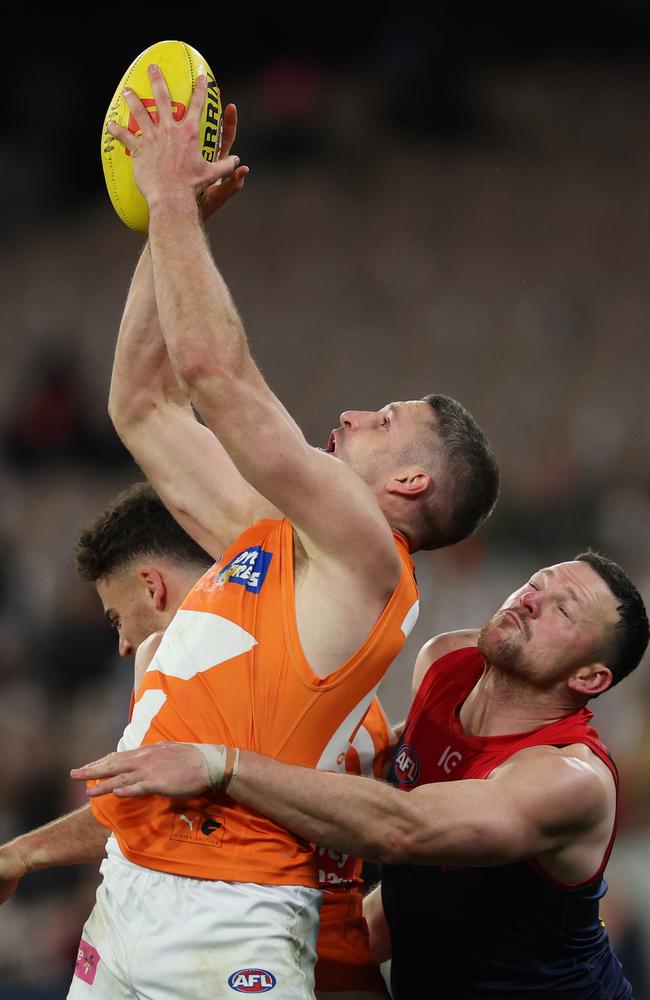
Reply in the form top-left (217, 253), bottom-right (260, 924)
top-left (0, 806), bottom-right (109, 905)
top-left (71, 742), bottom-right (613, 868)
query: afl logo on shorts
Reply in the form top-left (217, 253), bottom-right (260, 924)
top-left (228, 968), bottom-right (277, 993)
top-left (394, 744), bottom-right (420, 785)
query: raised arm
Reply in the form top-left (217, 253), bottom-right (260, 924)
top-left (109, 105), bottom-right (269, 557)
top-left (108, 69), bottom-right (399, 587)
top-left (0, 805), bottom-right (109, 905)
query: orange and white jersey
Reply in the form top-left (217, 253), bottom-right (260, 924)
top-left (315, 698), bottom-right (393, 996)
top-left (91, 518), bottom-right (418, 886)
top-left (316, 698), bottom-right (394, 891)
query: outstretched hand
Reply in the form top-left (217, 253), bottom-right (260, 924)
top-left (70, 743), bottom-right (212, 799)
top-left (0, 849), bottom-right (29, 905)
top-left (107, 65), bottom-right (245, 209)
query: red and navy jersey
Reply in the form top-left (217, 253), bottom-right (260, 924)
top-left (383, 647), bottom-right (632, 999)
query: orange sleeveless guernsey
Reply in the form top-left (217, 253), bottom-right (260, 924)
top-left (91, 518), bottom-right (418, 886)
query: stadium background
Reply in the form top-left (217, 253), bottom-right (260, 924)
top-left (1, 8), bottom-right (650, 997)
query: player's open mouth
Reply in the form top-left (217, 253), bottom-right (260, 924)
top-left (324, 431), bottom-right (336, 454)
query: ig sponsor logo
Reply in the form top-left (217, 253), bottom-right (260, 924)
top-left (438, 745), bottom-right (463, 775)
top-left (393, 744), bottom-right (420, 785)
top-left (228, 968), bottom-right (276, 993)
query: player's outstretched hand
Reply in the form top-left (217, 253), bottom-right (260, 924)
top-left (106, 65), bottom-right (241, 207)
top-left (0, 849), bottom-right (29, 905)
top-left (70, 743), bottom-right (214, 799)
top-left (200, 103), bottom-right (249, 222)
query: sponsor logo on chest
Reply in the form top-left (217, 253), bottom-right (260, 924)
top-left (437, 744), bottom-right (464, 775)
top-left (215, 546), bottom-right (273, 594)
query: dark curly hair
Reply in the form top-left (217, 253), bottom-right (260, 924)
top-left (75, 482), bottom-right (214, 582)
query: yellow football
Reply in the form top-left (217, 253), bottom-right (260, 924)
top-left (101, 40), bottom-right (222, 234)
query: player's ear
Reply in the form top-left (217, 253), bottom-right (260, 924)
top-left (139, 567), bottom-right (167, 612)
top-left (386, 467), bottom-right (431, 499)
top-left (568, 663), bottom-right (613, 698)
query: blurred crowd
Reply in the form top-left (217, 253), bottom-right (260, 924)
top-left (1, 14), bottom-right (650, 998)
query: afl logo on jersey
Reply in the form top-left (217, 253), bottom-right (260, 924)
top-left (217, 546), bottom-right (273, 594)
top-left (394, 744), bottom-right (420, 785)
top-left (228, 968), bottom-right (276, 992)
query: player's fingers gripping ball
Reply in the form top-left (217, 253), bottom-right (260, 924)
top-left (101, 40), bottom-right (223, 233)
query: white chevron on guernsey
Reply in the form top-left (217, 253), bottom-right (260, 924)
top-left (118, 690), bottom-right (168, 751)
top-left (401, 600), bottom-right (419, 637)
top-left (146, 608), bottom-right (258, 681)
top-left (316, 686), bottom-right (380, 772)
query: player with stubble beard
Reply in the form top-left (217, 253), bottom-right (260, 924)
top-left (80, 552), bottom-right (649, 999)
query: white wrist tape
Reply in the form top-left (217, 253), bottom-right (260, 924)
top-left (226, 747), bottom-right (240, 794)
top-left (191, 744), bottom-right (240, 794)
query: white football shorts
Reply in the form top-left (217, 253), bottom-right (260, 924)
top-left (68, 837), bottom-right (322, 1000)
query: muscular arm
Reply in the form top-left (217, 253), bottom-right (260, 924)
top-left (73, 741), bottom-right (614, 881)
top-left (116, 70), bottom-right (400, 589)
top-left (0, 805), bottom-right (109, 904)
top-left (109, 107), bottom-right (268, 557)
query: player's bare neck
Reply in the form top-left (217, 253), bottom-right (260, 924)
top-left (459, 668), bottom-right (578, 738)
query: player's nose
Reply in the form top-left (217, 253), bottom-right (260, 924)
top-left (119, 636), bottom-right (135, 657)
top-left (519, 589), bottom-right (542, 618)
top-left (339, 410), bottom-right (374, 430)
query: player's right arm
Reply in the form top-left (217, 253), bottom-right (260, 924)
top-left (109, 105), bottom-right (269, 557)
top-left (112, 73), bottom-right (401, 593)
top-left (0, 805), bottom-right (109, 905)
